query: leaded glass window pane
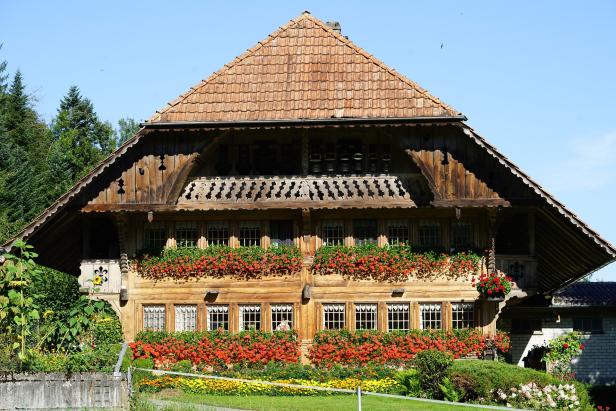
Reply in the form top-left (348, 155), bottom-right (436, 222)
top-left (239, 304), bottom-right (261, 330)
top-left (322, 220), bottom-right (344, 246)
top-left (451, 303), bottom-right (474, 329)
top-left (420, 303), bottom-right (442, 329)
top-left (452, 222), bottom-right (473, 250)
top-left (176, 222), bottom-right (198, 248)
top-left (387, 303), bottom-right (410, 331)
top-left (144, 305), bottom-right (165, 331)
top-left (270, 220), bottom-right (294, 247)
top-left (239, 222), bottom-right (261, 247)
top-left (207, 221), bottom-right (229, 246)
top-left (271, 304), bottom-right (293, 331)
top-left (353, 219), bottom-right (378, 246)
top-left (418, 221), bottom-right (441, 248)
top-left (144, 223), bottom-right (166, 253)
top-left (175, 305), bottom-right (197, 332)
top-left (387, 220), bottom-right (409, 246)
top-left (207, 305), bottom-right (229, 331)
top-left (355, 303), bottom-right (377, 330)
top-left (323, 303), bottom-right (345, 330)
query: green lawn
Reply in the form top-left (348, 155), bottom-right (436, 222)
top-left (142, 391), bottom-right (490, 411)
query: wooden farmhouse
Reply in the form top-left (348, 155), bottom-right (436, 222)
top-left (5, 12), bottom-right (615, 346)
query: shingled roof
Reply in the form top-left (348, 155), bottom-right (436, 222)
top-left (149, 12), bottom-right (462, 123)
top-left (552, 282), bottom-right (616, 307)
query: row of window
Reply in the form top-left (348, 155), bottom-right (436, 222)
top-left (143, 302), bottom-right (476, 332)
top-left (510, 317), bottom-right (603, 334)
top-left (143, 219), bottom-right (475, 252)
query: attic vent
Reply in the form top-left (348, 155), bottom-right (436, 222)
top-left (326, 21), bottom-right (342, 33)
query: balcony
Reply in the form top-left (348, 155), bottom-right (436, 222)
top-left (79, 259), bottom-right (122, 294)
top-left (495, 255), bottom-right (537, 290)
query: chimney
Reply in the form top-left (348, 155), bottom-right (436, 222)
top-left (325, 21), bottom-right (342, 34)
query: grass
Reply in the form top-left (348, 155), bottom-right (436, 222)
top-left (141, 391), bottom-right (492, 411)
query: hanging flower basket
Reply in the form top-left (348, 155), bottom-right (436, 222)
top-left (473, 272), bottom-right (512, 301)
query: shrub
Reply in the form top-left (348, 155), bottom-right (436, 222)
top-left (448, 360), bottom-right (591, 408)
top-left (171, 359), bottom-right (193, 373)
top-left (439, 377), bottom-right (464, 402)
top-left (133, 358), bottom-right (155, 370)
top-left (395, 369), bottom-right (422, 397)
top-left (542, 331), bottom-right (585, 379)
top-left (308, 329), bottom-right (510, 367)
top-left (92, 315), bottom-right (123, 346)
top-left (413, 349), bottom-right (453, 399)
top-left (28, 265), bottom-right (80, 315)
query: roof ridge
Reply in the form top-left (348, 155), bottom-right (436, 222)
top-left (150, 12), bottom-right (460, 122)
top-left (301, 14), bottom-right (459, 116)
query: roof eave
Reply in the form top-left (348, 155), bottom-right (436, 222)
top-left (141, 115), bottom-right (468, 129)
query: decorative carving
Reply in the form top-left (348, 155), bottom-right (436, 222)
top-left (117, 178), bottom-right (125, 195)
top-left (93, 266), bottom-right (108, 286)
top-left (178, 175), bottom-right (416, 208)
top-left (158, 154), bottom-right (166, 171)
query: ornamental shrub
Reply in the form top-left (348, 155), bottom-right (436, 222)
top-left (396, 369), bottom-right (422, 397)
top-left (413, 349), bottom-right (453, 399)
top-left (28, 265), bottom-right (80, 315)
top-left (542, 331), bottom-right (585, 379)
top-left (448, 360), bottom-right (591, 408)
top-left (93, 315), bottom-right (123, 346)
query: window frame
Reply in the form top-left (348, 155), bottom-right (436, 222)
top-left (573, 317), bottom-right (603, 334)
top-left (353, 219), bottom-right (378, 246)
top-left (451, 221), bottom-right (473, 250)
top-left (270, 304), bottom-right (294, 331)
top-left (239, 221), bottom-right (262, 247)
top-left (175, 222), bottom-right (199, 248)
top-left (143, 305), bottom-right (166, 331)
top-left (354, 303), bottom-right (378, 330)
top-left (387, 303), bottom-right (410, 332)
top-left (419, 303), bottom-right (442, 330)
top-left (270, 220), bottom-right (294, 247)
top-left (143, 222), bottom-right (167, 253)
top-left (207, 305), bottom-right (230, 331)
top-left (239, 304), bottom-right (262, 331)
top-left (387, 220), bottom-right (410, 246)
top-left (174, 304), bottom-right (198, 332)
top-left (418, 220), bottom-right (442, 248)
top-left (321, 220), bottom-right (345, 246)
top-left (207, 221), bottom-right (230, 247)
top-left (322, 303), bottom-right (346, 330)
top-left (451, 302), bottom-right (475, 329)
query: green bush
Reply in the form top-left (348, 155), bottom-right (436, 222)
top-left (413, 349), bottom-right (453, 399)
top-left (439, 377), bottom-right (464, 402)
top-left (93, 315), bottom-right (123, 346)
top-left (24, 343), bottom-right (124, 372)
top-left (133, 358), bottom-right (155, 370)
top-left (171, 359), bottom-right (193, 373)
top-left (28, 265), bottom-right (80, 315)
top-left (448, 360), bottom-right (591, 408)
top-left (395, 369), bottom-right (422, 397)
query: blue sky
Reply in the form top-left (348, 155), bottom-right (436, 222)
top-left (2, 1), bottom-right (615, 279)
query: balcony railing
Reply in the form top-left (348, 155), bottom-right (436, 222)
top-left (495, 255), bottom-right (537, 289)
top-left (79, 259), bottom-right (122, 294)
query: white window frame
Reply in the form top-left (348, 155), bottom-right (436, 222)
top-left (175, 305), bottom-right (197, 332)
top-left (271, 304), bottom-right (294, 331)
top-left (143, 305), bottom-right (165, 331)
top-left (387, 220), bottom-right (410, 246)
top-left (321, 220), bottom-right (345, 246)
top-left (176, 222), bottom-right (198, 248)
top-left (239, 222), bottom-right (261, 247)
top-left (420, 303), bottom-right (442, 330)
top-left (207, 305), bottom-right (229, 331)
top-left (239, 304), bottom-right (262, 330)
top-left (451, 302), bottom-right (475, 329)
top-left (387, 303), bottom-right (410, 331)
top-left (355, 303), bottom-right (378, 330)
top-left (207, 221), bottom-right (230, 246)
top-left (322, 303), bottom-right (345, 330)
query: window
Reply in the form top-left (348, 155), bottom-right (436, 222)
top-left (176, 222), bottom-right (198, 248)
top-left (420, 303), bottom-right (442, 329)
top-left (270, 220), bottom-right (294, 247)
top-left (573, 317), bottom-right (603, 333)
top-left (353, 219), bottom-right (378, 246)
top-left (323, 303), bottom-right (345, 330)
top-left (322, 220), bottom-right (344, 246)
top-left (239, 222), bottom-right (261, 247)
top-left (239, 304), bottom-right (261, 330)
top-left (143, 305), bottom-right (165, 331)
top-left (355, 303), bottom-right (377, 330)
top-left (511, 318), bottom-right (542, 334)
top-left (451, 303), bottom-right (475, 329)
top-left (271, 304), bottom-right (294, 331)
top-left (418, 221), bottom-right (441, 247)
top-left (175, 305), bottom-right (197, 332)
top-left (387, 303), bottom-right (410, 331)
top-left (387, 220), bottom-right (409, 246)
top-left (144, 223), bottom-right (167, 253)
top-left (207, 221), bottom-right (229, 246)
top-left (207, 305), bottom-right (229, 331)
top-left (452, 222), bottom-right (473, 250)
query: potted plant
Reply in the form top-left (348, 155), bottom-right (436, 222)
top-left (473, 272), bottom-right (512, 301)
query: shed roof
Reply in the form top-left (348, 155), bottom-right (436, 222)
top-left (149, 12), bottom-right (461, 123)
top-left (552, 282), bottom-right (616, 307)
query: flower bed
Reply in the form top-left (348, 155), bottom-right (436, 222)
top-left (308, 329), bottom-right (510, 368)
top-left (136, 246), bottom-right (302, 281)
top-left (130, 330), bottom-right (301, 370)
top-left (138, 374), bottom-right (401, 395)
top-left (312, 245), bottom-right (481, 282)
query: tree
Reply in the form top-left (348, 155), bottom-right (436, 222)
top-left (47, 86), bottom-right (115, 199)
top-left (117, 117), bottom-right (140, 145)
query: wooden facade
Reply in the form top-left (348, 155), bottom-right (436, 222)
top-left (6, 13), bottom-right (615, 345)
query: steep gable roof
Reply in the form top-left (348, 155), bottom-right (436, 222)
top-left (149, 12), bottom-right (461, 123)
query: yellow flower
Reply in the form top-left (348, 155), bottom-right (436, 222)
top-left (93, 275), bottom-right (103, 285)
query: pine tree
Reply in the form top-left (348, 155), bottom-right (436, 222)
top-left (47, 86), bottom-right (115, 200)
